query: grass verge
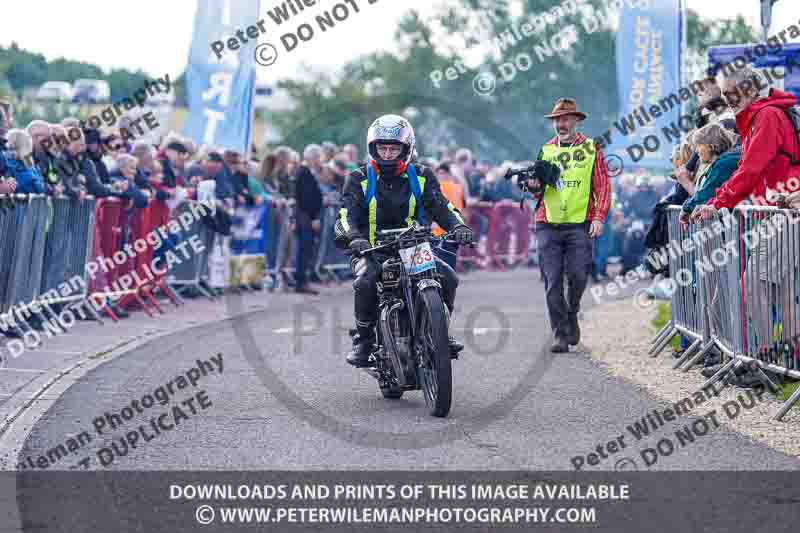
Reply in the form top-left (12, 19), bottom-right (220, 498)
top-left (651, 303), bottom-right (680, 351)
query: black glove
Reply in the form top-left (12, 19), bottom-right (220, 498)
top-left (452, 225), bottom-right (473, 245)
top-left (349, 238), bottom-right (370, 257)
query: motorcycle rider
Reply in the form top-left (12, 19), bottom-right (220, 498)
top-left (334, 114), bottom-right (474, 367)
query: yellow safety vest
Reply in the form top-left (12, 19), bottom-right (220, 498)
top-left (540, 140), bottom-right (596, 224)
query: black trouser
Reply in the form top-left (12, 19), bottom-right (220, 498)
top-left (353, 254), bottom-right (458, 334)
top-left (537, 222), bottom-right (593, 339)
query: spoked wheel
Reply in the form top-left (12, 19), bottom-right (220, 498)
top-left (415, 288), bottom-right (452, 417)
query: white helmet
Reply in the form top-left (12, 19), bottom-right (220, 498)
top-left (366, 114), bottom-right (415, 175)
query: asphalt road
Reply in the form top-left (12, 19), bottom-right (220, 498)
top-left (16, 270), bottom-right (800, 472)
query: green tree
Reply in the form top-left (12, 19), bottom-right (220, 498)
top-left (685, 11), bottom-right (759, 82)
top-left (273, 1), bottom-right (617, 162)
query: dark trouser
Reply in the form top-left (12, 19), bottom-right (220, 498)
top-left (294, 224), bottom-right (313, 289)
top-left (354, 255), bottom-right (458, 334)
top-left (537, 222), bottom-right (593, 339)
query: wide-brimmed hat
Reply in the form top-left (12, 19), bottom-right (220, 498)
top-left (544, 98), bottom-right (587, 121)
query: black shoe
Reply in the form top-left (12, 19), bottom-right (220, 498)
top-left (730, 370), bottom-right (763, 389)
top-left (701, 364), bottom-right (723, 378)
top-left (295, 286), bottom-right (320, 295)
top-left (347, 324), bottom-right (375, 368)
top-left (551, 337), bottom-right (569, 353)
top-left (346, 341), bottom-right (374, 367)
top-left (566, 314), bottom-right (580, 346)
top-left (449, 336), bottom-right (464, 359)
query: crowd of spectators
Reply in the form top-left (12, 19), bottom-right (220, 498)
top-left (639, 65), bottom-right (800, 387)
top-left (0, 99), bottom-right (549, 304)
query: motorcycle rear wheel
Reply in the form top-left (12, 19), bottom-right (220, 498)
top-left (416, 288), bottom-right (452, 417)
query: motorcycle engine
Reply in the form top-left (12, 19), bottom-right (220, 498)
top-left (381, 258), bottom-right (402, 288)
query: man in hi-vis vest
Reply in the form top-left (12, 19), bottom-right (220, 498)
top-left (527, 98), bottom-right (611, 353)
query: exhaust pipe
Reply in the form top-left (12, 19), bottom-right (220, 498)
top-left (379, 300), bottom-right (407, 387)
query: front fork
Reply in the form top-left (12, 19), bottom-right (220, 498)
top-left (379, 299), bottom-right (408, 386)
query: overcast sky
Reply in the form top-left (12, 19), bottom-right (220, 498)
top-left (2, 0), bottom-right (798, 82)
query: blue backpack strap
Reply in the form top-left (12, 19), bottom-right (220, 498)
top-left (406, 164), bottom-right (424, 222)
top-left (364, 165), bottom-right (377, 207)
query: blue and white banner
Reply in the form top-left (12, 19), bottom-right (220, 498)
top-left (229, 205), bottom-right (268, 285)
top-left (230, 205), bottom-right (268, 255)
top-left (183, 0), bottom-right (260, 153)
top-left (606, 0), bottom-right (684, 170)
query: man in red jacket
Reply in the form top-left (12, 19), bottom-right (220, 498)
top-left (693, 66), bottom-right (800, 354)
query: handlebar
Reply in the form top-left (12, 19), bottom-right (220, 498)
top-left (355, 225), bottom-right (474, 258)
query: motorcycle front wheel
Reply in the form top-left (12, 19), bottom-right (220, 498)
top-left (415, 288), bottom-right (452, 417)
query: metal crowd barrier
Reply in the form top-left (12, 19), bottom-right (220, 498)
top-left (676, 209), bottom-right (744, 374)
top-left (315, 201), bottom-right (351, 282)
top-left (650, 205), bottom-right (800, 421)
top-left (167, 201), bottom-right (215, 299)
top-left (650, 206), bottom-right (707, 360)
top-left (0, 195), bottom-right (50, 336)
top-left (37, 197), bottom-right (98, 321)
top-left (736, 206), bottom-right (800, 419)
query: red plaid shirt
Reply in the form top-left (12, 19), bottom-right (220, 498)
top-left (533, 133), bottom-right (611, 224)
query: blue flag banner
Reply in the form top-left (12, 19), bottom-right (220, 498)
top-left (606, 0), bottom-right (683, 170)
top-left (183, 0), bottom-right (260, 153)
top-left (230, 205), bottom-right (268, 285)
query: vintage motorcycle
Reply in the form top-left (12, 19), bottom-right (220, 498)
top-left (354, 224), bottom-right (468, 418)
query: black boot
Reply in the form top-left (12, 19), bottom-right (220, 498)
top-left (566, 313), bottom-right (580, 346)
top-left (551, 337), bottom-right (569, 353)
top-left (346, 322), bottom-right (375, 368)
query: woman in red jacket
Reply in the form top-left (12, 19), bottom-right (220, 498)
top-left (693, 66), bottom-right (800, 357)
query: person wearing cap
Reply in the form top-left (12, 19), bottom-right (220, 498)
top-left (157, 139), bottom-right (189, 189)
top-left (83, 128), bottom-right (112, 184)
top-left (527, 98), bottom-right (611, 353)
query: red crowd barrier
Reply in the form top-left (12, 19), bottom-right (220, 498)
top-left (457, 201), bottom-right (532, 272)
top-left (91, 197), bottom-right (183, 321)
top-left (488, 201), bottom-right (531, 270)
